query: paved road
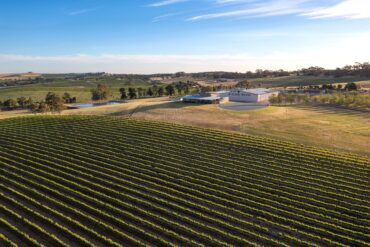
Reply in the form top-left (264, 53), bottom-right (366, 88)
top-left (219, 102), bottom-right (269, 111)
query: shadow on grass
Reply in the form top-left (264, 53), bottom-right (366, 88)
top-left (108, 101), bottom-right (204, 117)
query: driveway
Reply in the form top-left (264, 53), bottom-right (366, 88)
top-left (219, 102), bottom-right (269, 111)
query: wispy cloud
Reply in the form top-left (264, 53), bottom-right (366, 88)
top-left (189, 0), bottom-right (310, 21)
top-left (215, 0), bottom-right (258, 4)
top-left (303, 0), bottom-right (370, 19)
top-left (152, 13), bottom-right (178, 22)
top-left (68, 8), bottom-right (97, 16)
top-left (188, 0), bottom-right (370, 21)
top-left (147, 0), bottom-right (188, 7)
top-left (1, 30), bottom-right (369, 73)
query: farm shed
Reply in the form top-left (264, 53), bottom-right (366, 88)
top-left (229, 88), bottom-right (279, 103)
top-left (209, 90), bottom-right (231, 98)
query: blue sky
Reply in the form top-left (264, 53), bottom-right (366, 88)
top-left (0, 0), bottom-right (369, 73)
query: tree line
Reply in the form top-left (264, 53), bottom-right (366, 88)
top-left (48, 62), bottom-right (370, 81)
top-left (297, 63), bottom-right (370, 77)
top-left (156, 62), bottom-right (370, 79)
top-left (91, 81), bottom-right (199, 101)
top-left (119, 83), bottom-right (192, 100)
top-left (0, 92), bottom-right (77, 113)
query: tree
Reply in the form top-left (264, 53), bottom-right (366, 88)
top-left (184, 85), bottom-right (190, 95)
top-left (137, 88), bottom-right (145, 98)
top-left (158, 87), bottom-right (164, 97)
top-left (17, 97), bottom-right (28, 109)
top-left (30, 102), bottom-right (40, 113)
top-left (152, 85), bottom-right (159, 97)
top-left (45, 92), bottom-right (56, 105)
top-left (119, 88), bottom-right (127, 100)
top-left (30, 102), bottom-right (50, 113)
top-left (302, 94), bottom-right (310, 103)
top-left (45, 92), bottom-right (65, 113)
top-left (27, 97), bottom-right (33, 108)
top-left (321, 84), bottom-right (329, 90)
top-left (63, 92), bottom-right (71, 103)
top-left (286, 94), bottom-right (296, 104)
top-left (165, 84), bottom-right (175, 96)
top-left (276, 94), bottom-right (283, 104)
top-left (269, 95), bottom-right (278, 104)
top-left (91, 89), bottom-right (100, 101)
top-left (128, 88), bottom-right (137, 99)
top-left (174, 72), bottom-right (185, 77)
top-left (91, 84), bottom-right (110, 101)
top-left (175, 82), bottom-right (185, 95)
top-left (345, 82), bottom-right (358, 91)
top-left (2, 99), bottom-right (18, 111)
top-left (38, 102), bottom-right (50, 113)
top-left (236, 80), bottom-right (250, 88)
top-left (147, 88), bottom-right (154, 97)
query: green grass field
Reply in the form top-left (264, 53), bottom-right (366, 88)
top-left (0, 116), bottom-right (369, 246)
top-left (0, 78), bottom-right (152, 103)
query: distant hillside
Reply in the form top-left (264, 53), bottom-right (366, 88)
top-left (187, 75), bottom-right (370, 88)
top-left (149, 73), bottom-right (370, 88)
top-left (1, 72), bottom-right (369, 91)
top-left (0, 72), bottom-right (41, 81)
top-left (248, 75), bottom-right (370, 88)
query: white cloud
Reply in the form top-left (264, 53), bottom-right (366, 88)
top-left (303, 0), bottom-right (370, 19)
top-left (189, 0), bottom-right (370, 20)
top-left (68, 8), bottom-right (97, 16)
top-left (1, 31), bottom-right (369, 73)
top-left (215, 0), bottom-right (258, 4)
top-left (152, 13), bottom-right (178, 22)
top-left (147, 0), bottom-right (188, 7)
top-left (189, 0), bottom-right (310, 20)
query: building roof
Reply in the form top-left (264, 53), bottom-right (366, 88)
top-left (182, 95), bottom-right (221, 101)
top-left (211, 90), bottom-right (230, 94)
top-left (231, 88), bottom-right (274, 95)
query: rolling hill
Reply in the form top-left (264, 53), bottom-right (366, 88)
top-left (248, 75), bottom-right (370, 88)
top-left (0, 73), bottom-right (41, 81)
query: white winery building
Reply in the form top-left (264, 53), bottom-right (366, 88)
top-left (228, 88), bottom-right (278, 103)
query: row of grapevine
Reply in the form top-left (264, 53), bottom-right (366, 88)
top-left (0, 116), bottom-right (369, 246)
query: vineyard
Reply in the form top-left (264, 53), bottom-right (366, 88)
top-left (0, 116), bottom-right (369, 247)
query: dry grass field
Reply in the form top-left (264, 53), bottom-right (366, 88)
top-left (130, 103), bottom-right (369, 155)
top-left (0, 73), bottom-right (41, 81)
top-left (0, 78), bottom-right (152, 102)
top-left (0, 109), bottom-right (31, 120)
